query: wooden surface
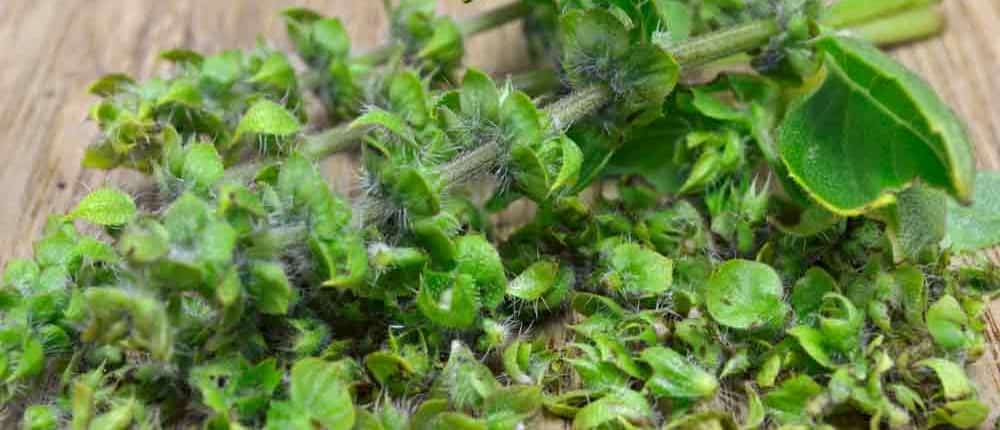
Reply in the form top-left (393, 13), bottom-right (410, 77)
top-left (0, 0), bottom-right (998, 425)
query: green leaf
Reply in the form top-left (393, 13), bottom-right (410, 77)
top-left (551, 137), bottom-right (584, 196)
top-left (88, 74), bottom-right (135, 96)
top-left (508, 260), bottom-right (573, 310)
top-left (917, 358), bottom-right (974, 400)
top-left (879, 184), bottom-right (947, 262)
top-left (118, 218), bottom-right (170, 263)
top-left (650, 0), bottom-right (693, 44)
top-left (460, 68), bottom-right (500, 123)
top-left (705, 259), bottom-right (787, 329)
top-left (69, 187), bottom-right (137, 226)
top-left (943, 171), bottom-right (1000, 252)
top-left (777, 35), bottom-right (975, 215)
top-left (764, 375), bottom-right (823, 425)
top-left (417, 271), bottom-right (480, 329)
top-left (600, 242), bottom-right (673, 297)
top-left (790, 267), bottom-right (838, 324)
top-left (236, 100), bottom-right (302, 138)
top-left (312, 18), bottom-right (351, 59)
top-left (927, 399), bottom-right (989, 429)
top-left (454, 235), bottom-right (507, 310)
top-left (788, 326), bottom-right (836, 369)
top-left (182, 143), bottom-right (225, 190)
top-left (641, 346), bottom-right (718, 399)
top-left (352, 109), bottom-right (414, 144)
top-left (22, 404), bottom-right (58, 430)
top-left (926, 294), bottom-right (972, 351)
top-left (573, 389), bottom-right (653, 430)
top-left (266, 358), bottom-right (355, 430)
top-left (248, 262), bottom-right (293, 315)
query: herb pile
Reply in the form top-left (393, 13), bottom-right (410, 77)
top-left (4, 1), bottom-right (1000, 429)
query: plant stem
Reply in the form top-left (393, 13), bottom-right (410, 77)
top-left (458, 2), bottom-right (531, 36)
top-left (299, 123), bottom-right (372, 161)
top-left (362, 19), bottom-right (793, 224)
top-left (667, 19), bottom-right (782, 69)
top-left (842, 6), bottom-right (943, 46)
top-left (350, 2), bottom-right (531, 68)
top-left (433, 21), bottom-right (791, 194)
top-left (546, 85), bottom-right (612, 130)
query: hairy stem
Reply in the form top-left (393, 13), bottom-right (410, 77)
top-left (667, 19), bottom-right (782, 69)
top-left (299, 123), bottom-right (372, 160)
top-left (458, 2), bottom-right (532, 36)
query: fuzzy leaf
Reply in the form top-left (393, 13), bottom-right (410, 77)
top-left (879, 184), bottom-right (947, 262)
top-left (182, 143), bottom-right (225, 190)
top-left (69, 187), bottom-right (137, 226)
top-left (236, 100), bottom-right (302, 138)
top-left (454, 235), bottom-right (507, 310)
top-left (460, 68), bottom-right (500, 123)
top-left (601, 242), bottom-right (673, 297)
top-left (248, 262), bottom-right (293, 315)
top-left (705, 259), bottom-right (787, 329)
top-left (417, 271), bottom-right (480, 329)
top-left (266, 358), bottom-right (355, 430)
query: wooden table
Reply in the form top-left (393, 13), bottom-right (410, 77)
top-left (1, 0), bottom-right (998, 425)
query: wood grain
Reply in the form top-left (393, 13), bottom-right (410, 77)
top-left (0, 0), bottom-right (998, 426)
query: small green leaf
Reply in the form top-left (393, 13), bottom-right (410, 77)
top-left (69, 187), bottom-right (137, 226)
top-left (352, 109), bottom-right (415, 144)
top-left (927, 399), bottom-right (989, 429)
top-left (266, 357), bottom-right (355, 430)
top-left (778, 36), bottom-right (975, 215)
top-left (236, 100), bottom-right (302, 138)
top-left (248, 262), bottom-right (293, 315)
top-left (22, 404), bottom-right (58, 430)
top-left (917, 358), bottom-right (973, 400)
top-left (417, 271), bottom-right (480, 329)
top-left (641, 346), bottom-right (718, 399)
top-left (388, 71), bottom-right (430, 127)
top-left (454, 235), bottom-right (507, 310)
top-left (573, 389), bottom-right (653, 430)
top-left (88, 74), bottom-right (135, 96)
top-left (788, 326), bottom-right (836, 369)
top-left (508, 260), bottom-right (573, 310)
top-left (790, 267), bottom-right (838, 324)
top-left (764, 375), bottom-right (823, 425)
top-left (551, 137), bottom-right (584, 196)
top-left (182, 143), bottom-right (225, 190)
top-left (705, 259), bottom-right (787, 329)
top-left (878, 184), bottom-right (947, 262)
top-left (601, 242), bottom-right (673, 297)
top-left (926, 294), bottom-right (972, 351)
top-left (460, 68), bottom-right (500, 123)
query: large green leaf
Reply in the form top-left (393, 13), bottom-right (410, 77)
top-left (778, 35), bottom-right (975, 215)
